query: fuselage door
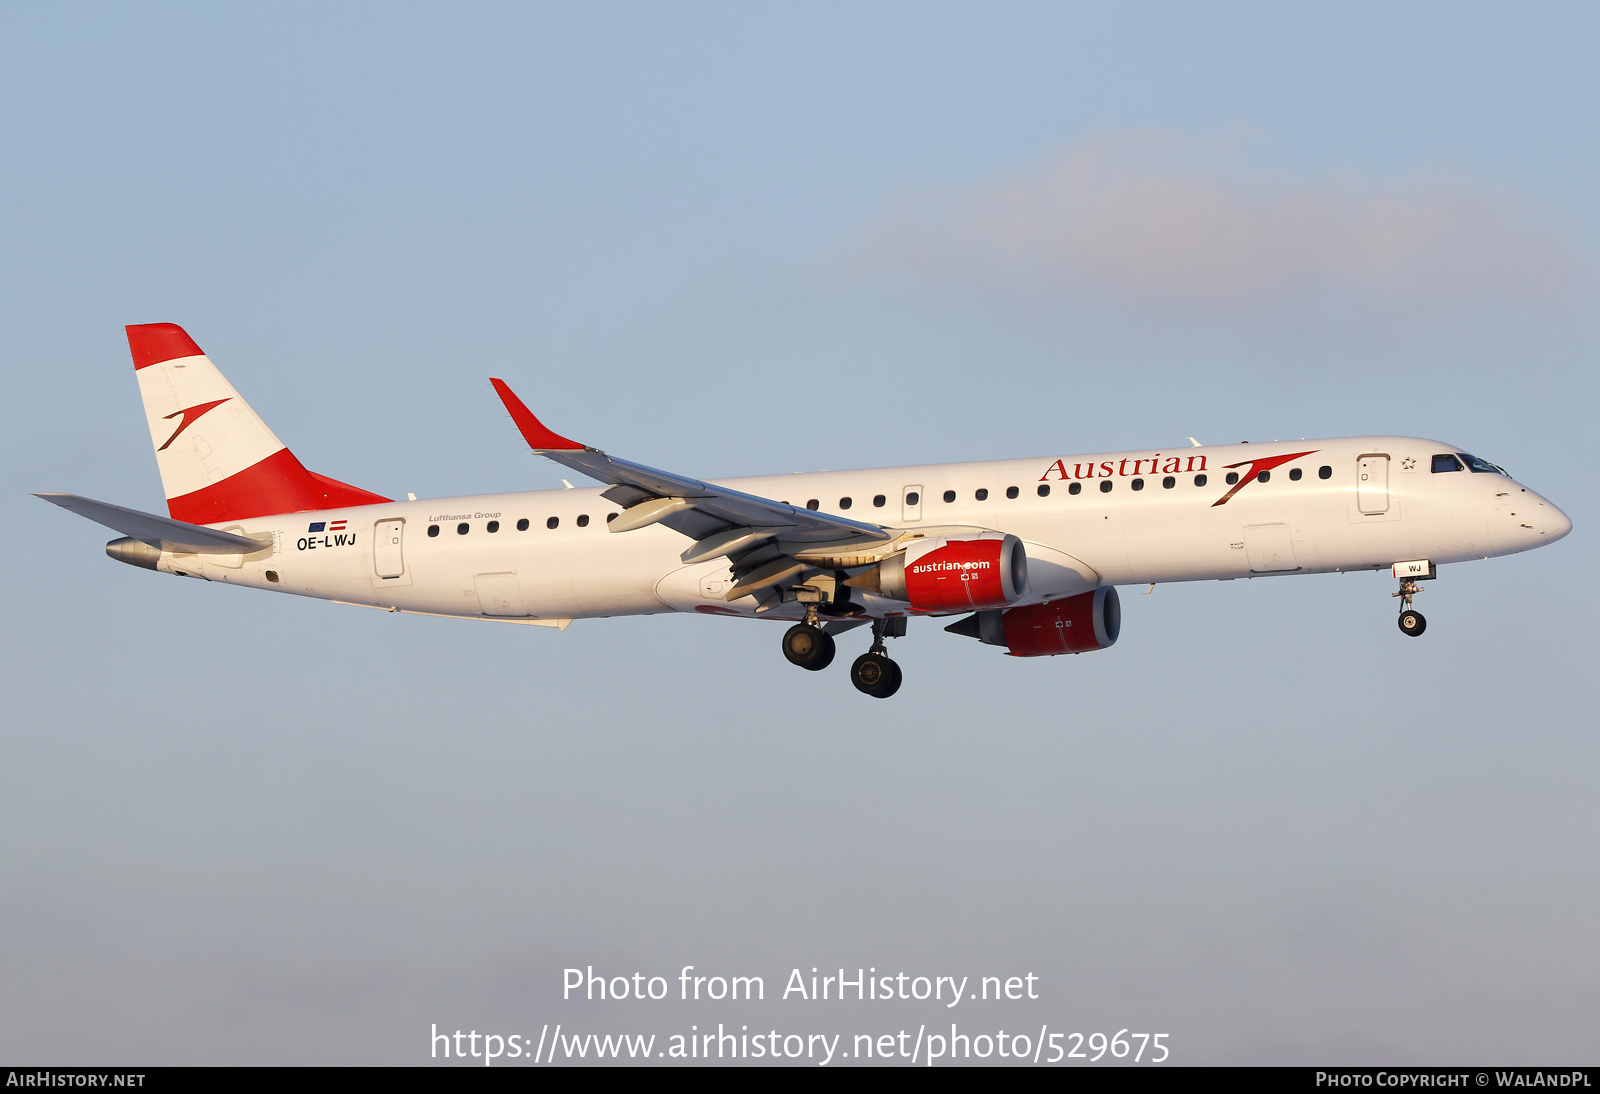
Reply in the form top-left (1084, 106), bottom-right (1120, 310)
top-left (1357, 455), bottom-right (1390, 515)
top-left (902, 484), bottom-right (923, 523)
top-left (475, 572), bottom-right (527, 616)
top-left (374, 518), bottom-right (405, 578)
top-left (1244, 523), bottom-right (1299, 572)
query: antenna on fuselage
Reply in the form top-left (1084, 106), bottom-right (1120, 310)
top-left (1187, 437), bottom-right (1202, 447)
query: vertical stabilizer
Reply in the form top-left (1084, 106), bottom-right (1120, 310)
top-left (128, 323), bottom-right (389, 523)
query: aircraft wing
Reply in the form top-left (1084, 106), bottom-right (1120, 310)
top-left (490, 378), bottom-right (892, 548)
top-left (35, 493), bottom-right (269, 553)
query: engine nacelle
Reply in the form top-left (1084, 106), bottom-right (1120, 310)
top-left (945, 587), bottom-right (1121, 656)
top-left (850, 533), bottom-right (1027, 612)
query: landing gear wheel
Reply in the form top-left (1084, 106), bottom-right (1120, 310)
top-left (850, 652), bottom-right (902, 698)
top-left (783, 624), bottom-right (836, 670)
top-left (1398, 610), bottom-right (1427, 637)
top-left (878, 658), bottom-right (902, 698)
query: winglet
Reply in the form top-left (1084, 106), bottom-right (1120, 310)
top-left (489, 378), bottom-right (585, 451)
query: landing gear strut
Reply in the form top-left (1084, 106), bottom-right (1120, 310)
top-left (1394, 576), bottom-right (1427, 637)
top-left (850, 618), bottom-right (903, 699)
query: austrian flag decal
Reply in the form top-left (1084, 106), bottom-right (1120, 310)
top-left (307, 520), bottom-right (347, 532)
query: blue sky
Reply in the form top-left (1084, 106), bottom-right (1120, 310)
top-left (2, 2), bottom-right (1596, 1064)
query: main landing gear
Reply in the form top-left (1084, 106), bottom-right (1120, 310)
top-left (782, 622), bottom-right (836, 670)
top-left (850, 619), bottom-right (902, 700)
top-left (781, 612), bottom-right (903, 698)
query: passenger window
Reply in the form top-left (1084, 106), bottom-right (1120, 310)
top-left (873, 495), bottom-right (886, 508)
top-left (1037, 484), bottom-right (1050, 497)
top-left (1068, 482), bottom-right (1081, 495)
top-left (1318, 466), bottom-right (1332, 479)
top-left (487, 520), bottom-right (500, 533)
top-left (457, 523), bottom-right (469, 535)
top-left (1131, 478), bottom-right (1144, 491)
top-left (1432, 454), bottom-right (1464, 473)
top-left (427, 525), bottom-right (440, 538)
top-left (1099, 480), bottom-right (1113, 493)
top-left (517, 518), bottom-right (529, 531)
top-left (806, 499), bottom-right (819, 511)
top-left (606, 513), bottom-right (617, 522)
top-left (577, 514), bottom-right (590, 527)
top-left (975, 488), bottom-right (988, 501)
top-left (547, 516), bottom-right (559, 529)
top-left (1257, 471), bottom-right (1270, 483)
top-left (839, 497), bottom-right (852, 509)
top-left (905, 492), bottom-right (920, 506)
top-left (1006, 486), bottom-right (1019, 499)
top-left (1194, 474), bottom-right (1207, 487)
top-left (1225, 472), bottom-right (1239, 485)
top-left (943, 490), bottom-right (956, 503)
top-left (1162, 476), bottom-right (1175, 489)
top-left (1289, 468), bottom-right (1302, 481)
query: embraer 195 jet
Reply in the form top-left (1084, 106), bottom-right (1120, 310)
top-left (38, 324), bottom-right (1573, 698)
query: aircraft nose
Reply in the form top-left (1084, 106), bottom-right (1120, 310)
top-left (1548, 502), bottom-right (1573, 541)
top-left (1524, 490), bottom-right (1572, 543)
top-left (1490, 487), bottom-right (1572, 555)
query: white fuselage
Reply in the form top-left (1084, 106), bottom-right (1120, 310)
top-left (153, 437), bottom-right (1571, 627)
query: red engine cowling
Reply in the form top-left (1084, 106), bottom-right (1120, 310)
top-left (1000, 587), bottom-right (1121, 656)
top-left (869, 533), bottom-right (1027, 612)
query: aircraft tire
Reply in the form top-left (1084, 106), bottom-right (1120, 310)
top-left (851, 652), bottom-right (902, 698)
top-left (1398, 610), bottom-right (1427, 637)
top-left (874, 658), bottom-right (902, 698)
top-left (783, 624), bottom-right (836, 670)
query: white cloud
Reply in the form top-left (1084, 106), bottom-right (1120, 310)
top-left (862, 131), bottom-right (1579, 324)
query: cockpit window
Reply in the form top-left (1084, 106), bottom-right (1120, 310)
top-left (1431, 454), bottom-right (1463, 473)
top-left (1457, 453), bottom-right (1506, 475)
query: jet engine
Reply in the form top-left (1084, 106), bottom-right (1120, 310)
top-left (845, 533), bottom-right (1027, 612)
top-left (944, 587), bottom-right (1121, 656)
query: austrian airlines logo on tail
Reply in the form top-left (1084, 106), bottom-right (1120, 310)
top-left (157, 399), bottom-right (230, 451)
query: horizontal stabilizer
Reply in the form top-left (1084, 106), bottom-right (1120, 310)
top-left (35, 493), bottom-right (268, 553)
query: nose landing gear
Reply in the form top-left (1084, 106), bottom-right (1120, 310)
top-left (1391, 560), bottom-right (1435, 638)
top-left (1398, 607), bottom-right (1426, 637)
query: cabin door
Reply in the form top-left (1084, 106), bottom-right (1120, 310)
top-left (373, 519), bottom-right (405, 578)
top-left (1356, 455), bottom-right (1390, 515)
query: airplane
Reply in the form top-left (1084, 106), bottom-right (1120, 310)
top-left (37, 323), bottom-right (1573, 699)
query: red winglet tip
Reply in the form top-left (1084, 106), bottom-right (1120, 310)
top-left (127, 323), bottom-right (206, 369)
top-left (489, 377), bottom-right (584, 451)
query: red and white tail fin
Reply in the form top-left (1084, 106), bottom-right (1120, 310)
top-left (128, 323), bottom-right (389, 523)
